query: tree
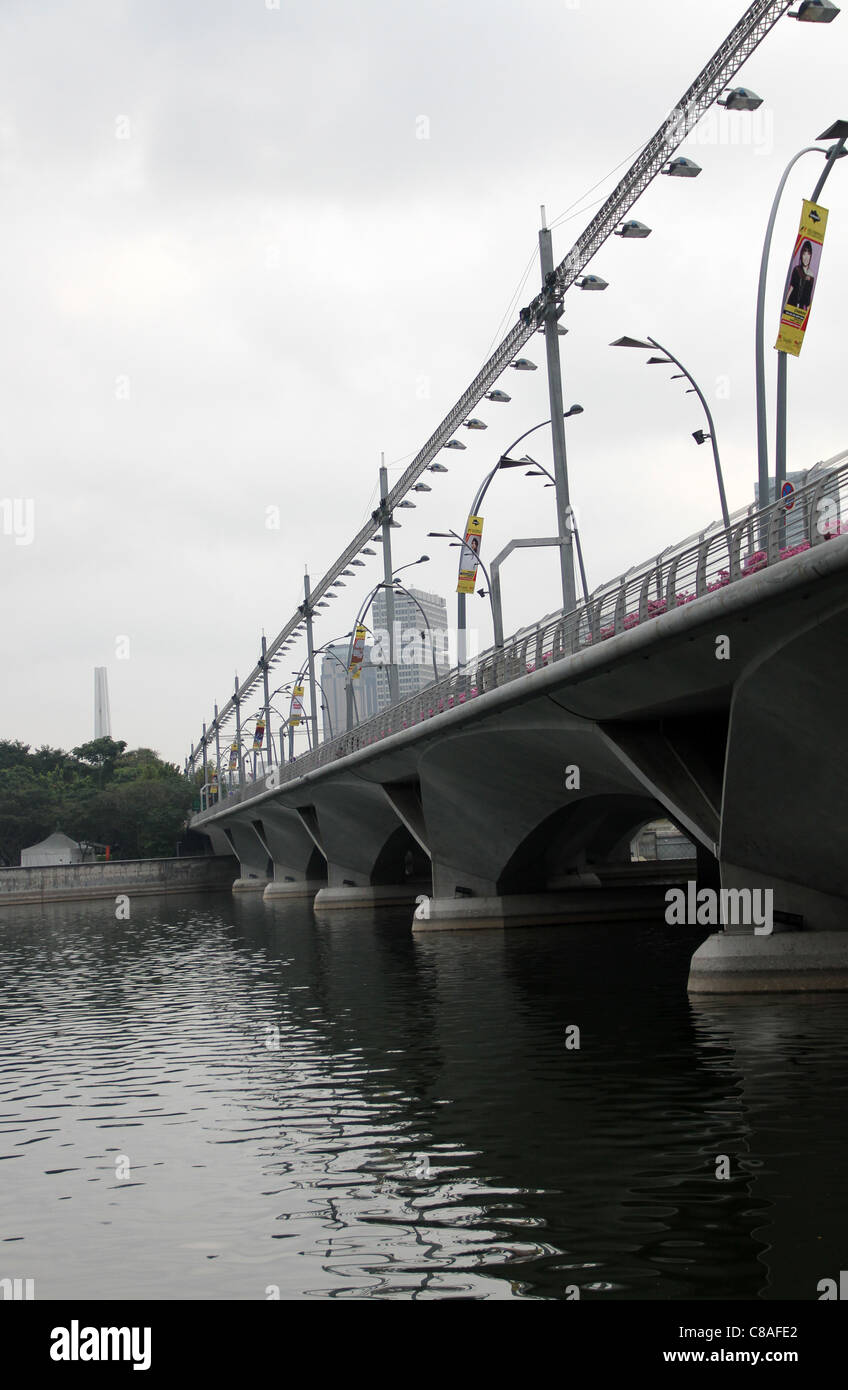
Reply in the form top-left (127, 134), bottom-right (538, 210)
top-left (0, 739), bottom-right (193, 862)
top-left (71, 738), bottom-right (127, 787)
top-left (0, 767), bottom-right (59, 865)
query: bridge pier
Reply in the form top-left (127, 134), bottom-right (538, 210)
top-left (305, 776), bottom-right (430, 911)
top-left (221, 818), bottom-right (273, 893)
top-left (688, 930), bottom-right (848, 993)
top-left (688, 600), bottom-right (848, 990)
top-left (255, 804), bottom-right (327, 901)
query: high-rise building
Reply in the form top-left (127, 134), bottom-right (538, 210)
top-left (319, 587), bottom-right (450, 739)
top-left (320, 643), bottom-right (383, 740)
top-left (94, 668), bottom-right (111, 739)
top-left (372, 586), bottom-right (450, 703)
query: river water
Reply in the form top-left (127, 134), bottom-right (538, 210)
top-left (1, 892), bottom-right (846, 1302)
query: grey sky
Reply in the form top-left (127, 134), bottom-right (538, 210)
top-left (1, 0), bottom-right (845, 764)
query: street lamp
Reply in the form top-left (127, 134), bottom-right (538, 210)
top-left (615, 220), bottom-right (652, 239)
top-left (663, 156), bottom-right (702, 178)
top-left (428, 530), bottom-right (498, 642)
top-left (449, 410), bottom-right (583, 664)
top-left (718, 87), bottom-right (764, 111)
top-left (789, 0), bottom-right (840, 18)
top-left (755, 120), bottom-right (848, 523)
top-left (611, 335), bottom-right (730, 529)
top-left (523, 458), bottom-right (591, 606)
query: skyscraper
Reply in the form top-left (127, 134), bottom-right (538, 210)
top-left (94, 668), bottom-right (111, 739)
top-left (372, 586), bottom-right (450, 703)
top-left (320, 643), bottom-right (383, 740)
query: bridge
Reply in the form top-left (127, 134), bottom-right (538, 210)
top-left (191, 460), bottom-right (848, 994)
top-left (187, 2), bottom-right (847, 993)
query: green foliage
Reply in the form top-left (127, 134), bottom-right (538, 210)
top-left (0, 739), bottom-right (193, 865)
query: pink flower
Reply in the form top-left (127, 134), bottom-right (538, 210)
top-left (742, 550), bottom-right (768, 575)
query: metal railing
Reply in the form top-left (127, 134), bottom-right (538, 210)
top-left (197, 457), bottom-right (847, 813)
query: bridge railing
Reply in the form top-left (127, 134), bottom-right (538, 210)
top-left (198, 458), bottom-right (847, 812)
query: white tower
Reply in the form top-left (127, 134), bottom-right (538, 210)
top-left (94, 668), bottom-right (111, 739)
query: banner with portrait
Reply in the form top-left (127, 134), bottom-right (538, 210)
top-left (456, 515), bottom-right (484, 595)
top-left (775, 198), bottom-right (828, 358)
top-left (290, 686), bottom-right (305, 726)
top-left (252, 717), bottom-right (265, 750)
top-left (228, 741), bottom-right (239, 771)
top-left (349, 625), bottom-right (367, 680)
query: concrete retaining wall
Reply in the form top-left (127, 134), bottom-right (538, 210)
top-left (0, 855), bottom-right (238, 905)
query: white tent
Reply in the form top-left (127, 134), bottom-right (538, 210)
top-left (20, 832), bottom-right (84, 867)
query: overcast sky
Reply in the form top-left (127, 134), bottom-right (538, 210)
top-left (1, 0), bottom-right (846, 766)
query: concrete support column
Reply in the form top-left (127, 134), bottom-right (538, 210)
top-left (257, 803), bottom-right (327, 901)
top-left (223, 819), bottom-right (273, 893)
top-left (307, 776), bottom-right (430, 911)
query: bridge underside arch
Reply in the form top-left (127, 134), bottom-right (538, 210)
top-left (497, 794), bottom-right (663, 895)
top-left (371, 825), bottom-right (431, 889)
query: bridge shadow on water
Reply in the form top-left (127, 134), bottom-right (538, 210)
top-left (231, 897), bottom-right (848, 1301)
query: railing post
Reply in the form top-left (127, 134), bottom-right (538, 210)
top-left (729, 522), bottom-right (745, 581)
top-left (665, 557), bottom-right (680, 609)
top-left (613, 582), bottom-right (627, 635)
top-left (695, 537), bottom-right (710, 598)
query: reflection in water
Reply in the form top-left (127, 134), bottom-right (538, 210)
top-left (0, 893), bottom-right (845, 1300)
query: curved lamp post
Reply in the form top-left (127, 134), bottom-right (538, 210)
top-left (428, 529), bottom-right (498, 644)
top-left (455, 409), bottom-right (582, 665)
top-left (522, 459), bottom-right (590, 605)
top-left (391, 580), bottom-right (442, 685)
top-left (760, 122), bottom-right (847, 517)
top-left (611, 335), bottom-right (730, 529)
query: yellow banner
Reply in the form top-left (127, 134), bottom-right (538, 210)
top-left (775, 198), bottom-right (828, 358)
top-left (228, 741), bottom-right (238, 771)
top-left (290, 685), bottom-right (305, 726)
top-left (349, 625), bottom-right (367, 680)
top-left (456, 515), bottom-right (484, 595)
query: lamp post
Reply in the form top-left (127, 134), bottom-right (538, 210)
top-left (538, 208), bottom-right (586, 617)
top-left (455, 409), bottom-right (582, 666)
top-left (260, 634), bottom-right (273, 771)
top-left (233, 675), bottom-right (244, 789)
top-left (429, 530), bottom-right (499, 643)
top-left (611, 335), bottom-right (730, 529)
top-left (213, 704), bottom-right (224, 802)
top-left (771, 122), bottom-right (848, 502)
top-left (373, 459), bottom-right (400, 706)
top-left (522, 460), bottom-right (591, 605)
